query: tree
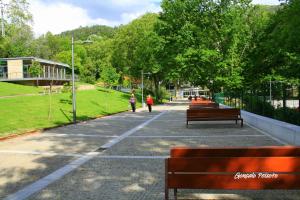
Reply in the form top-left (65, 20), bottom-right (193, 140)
top-left (112, 13), bottom-right (165, 100)
top-left (29, 61), bottom-right (42, 85)
top-left (157, 0), bottom-right (253, 95)
top-left (100, 63), bottom-right (120, 88)
top-left (0, 0), bottom-right (34, 57)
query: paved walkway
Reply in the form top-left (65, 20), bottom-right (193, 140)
top-left (0, 102), bottom-right (299, 200)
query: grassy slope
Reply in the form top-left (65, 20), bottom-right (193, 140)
top-left (0, 82), bottom-right (43, 96)
top-left (0, 85), bottom-right (140, 137)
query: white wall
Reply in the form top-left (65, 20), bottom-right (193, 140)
top-left (221, 104), bottom-right (300, 145)
top-left (241, 110), bottom-right (300, 145)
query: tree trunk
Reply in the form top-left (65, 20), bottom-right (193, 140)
top-left (298, 85), bottom-right (300, 112)
top-left (153, 75), bottom-right (160, 102)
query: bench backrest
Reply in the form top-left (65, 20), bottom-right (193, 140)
top-left (166, 146), bottom-right (300, 190)
top-left (191, 99), bottom-right (213, 104)
top-left (187, 108), bottom-right (241, 118)
top-left (189, 103), bottom-right (219, 109)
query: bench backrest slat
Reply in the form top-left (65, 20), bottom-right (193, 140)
top-left (170, 146), bottom-right (300, 157)
top-left (187, 108), bottom-right (240, 114)
top-left (168, 174), bottom-right (300, 189)
top-left (189, 103), bottom-right (219, 109)
top-left (167, 157), bottom-right (300, 172)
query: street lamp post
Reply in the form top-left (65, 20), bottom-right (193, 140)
top-left (71, 33), bottom-right (76, 123)
top-left (71, 34), bottom-right (93, 123)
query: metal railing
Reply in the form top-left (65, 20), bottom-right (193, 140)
top-left (0, 72), bottom-right (77, 80)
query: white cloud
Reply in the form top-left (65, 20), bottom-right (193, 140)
top-left (29, 0), bottom-right (161, 37)
top-left (29, 1), bottom-right (119, 36)
top-left (121, 3), bottom-right (161, 23)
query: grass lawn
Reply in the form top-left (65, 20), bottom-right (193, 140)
top-left (0, 82), bottom-right (43, 97)
top-left (0, 87), bottom-right (140, 137)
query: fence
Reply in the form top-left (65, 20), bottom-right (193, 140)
top-left (214, 83), bottom-right (300, 126)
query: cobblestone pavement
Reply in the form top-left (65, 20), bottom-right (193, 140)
top-left (1, 103), bottom-right (300, 200)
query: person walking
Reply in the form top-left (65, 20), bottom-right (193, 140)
top-left (129, 94), bottom-right (136, 112)
top-left (146, 94), bottom-right (154, 112)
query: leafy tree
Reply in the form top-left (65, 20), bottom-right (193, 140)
top-left (112, 13), bottom-right (165, 100)
top-left (100, 63), bottom-right (120, 88)
top-left (157, 0), bottom-right (253, 96)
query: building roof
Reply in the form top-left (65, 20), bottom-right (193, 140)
top-left (0, 57), bottom-right (70, 68)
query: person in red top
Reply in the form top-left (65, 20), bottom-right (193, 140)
top-left (146, 94), bottom-right (154, 112)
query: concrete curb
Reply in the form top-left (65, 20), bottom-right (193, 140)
top-left (221, 104), bottom-right (300, 145)
top-left (241, 110), bottom-right (300, 145)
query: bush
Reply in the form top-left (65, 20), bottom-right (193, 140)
top-left (62, 83), bottom-right (72, 93)
top-left (274, 108), bottom-right (300, 125)
top-left (242, 95), bottom-right (275, 117)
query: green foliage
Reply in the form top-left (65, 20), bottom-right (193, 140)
top-left (243, 95), bottom-right (275, 118)
top-left (100, 64), bottom-right (120, 88)
top-left (60, 25), bottom-right (116, 40)
top-left (28, 61), bottom-right (42, 77)
top-left (274, 107), bottom-right (300, 125)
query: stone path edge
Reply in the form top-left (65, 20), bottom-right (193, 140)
top-left (4, 110), bottom-right (167, 200)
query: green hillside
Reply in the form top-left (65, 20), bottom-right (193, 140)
top-left (60, 25), bottom-right (116, 40)
top-left (0, 82), bottom-right (43, 97)
top-left (0, 83), bottom-right (140, 137)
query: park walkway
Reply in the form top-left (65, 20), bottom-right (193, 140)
top-left (0, 102), bottom-right (299, 200)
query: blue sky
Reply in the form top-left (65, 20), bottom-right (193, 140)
top-left (25, 0), bottom-right (280, 36)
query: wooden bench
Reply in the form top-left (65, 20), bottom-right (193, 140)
top-left (186, 108), bottom-right (243, 127)
top-left (189, 103), bottom-right (219, 109)
top-left (165, 146), bottom-right (300, 200)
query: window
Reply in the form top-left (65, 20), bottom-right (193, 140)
top-left (0, 60), bottom-right (7, 78)
top-left (23, 60), bottom-right (32, 78)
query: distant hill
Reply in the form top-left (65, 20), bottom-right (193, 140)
top-left (60, 25), bottom-right (117, 41)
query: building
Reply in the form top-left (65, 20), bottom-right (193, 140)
top-left (0, 57), bottom-right (73, 86)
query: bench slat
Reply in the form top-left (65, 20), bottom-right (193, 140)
top-left (168, 174), bottom-right (300, 189)
top-left (170, 146), bottom-right (300, 157)
top-left (167, 157), bottom-right (300, 172)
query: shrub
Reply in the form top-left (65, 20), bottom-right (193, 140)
top-left (274, 107), bottom-right (300, 125)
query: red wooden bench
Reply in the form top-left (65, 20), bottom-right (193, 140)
top-left (165, 146), bottom-right (300, 200)
top-left (186, 108), bottom-right (243, 127)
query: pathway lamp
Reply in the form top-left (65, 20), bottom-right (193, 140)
top-left (71, 33), bottom-right (93, 123)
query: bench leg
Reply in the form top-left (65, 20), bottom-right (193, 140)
top-left (165, 159), bottom-right (169, 200)
top-left (165, 188), bottom-right (169, 200)
top-left (236, 120), bottom-right (237, 125)
top-left (186, 121), bottom-right (188, 128)
top-left (241, 119), bottom-right (243, 127)
top-left (174, 188), bottom-right (178, 200)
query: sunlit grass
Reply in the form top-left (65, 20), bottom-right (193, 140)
top-left (0, 87), bottom-right (141, 137)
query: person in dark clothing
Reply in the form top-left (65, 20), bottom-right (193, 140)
top-left (129, 94), bottom-right (136, 112)
top-left (194, 95), bottom-right (198, 101)
top-left (188, 95), bottom-right (192, 101)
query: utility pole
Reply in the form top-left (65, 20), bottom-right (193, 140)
top-left (71, 33), bottom-right (76, 123)
top-left (269, 77), bottom-right (272, 104)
